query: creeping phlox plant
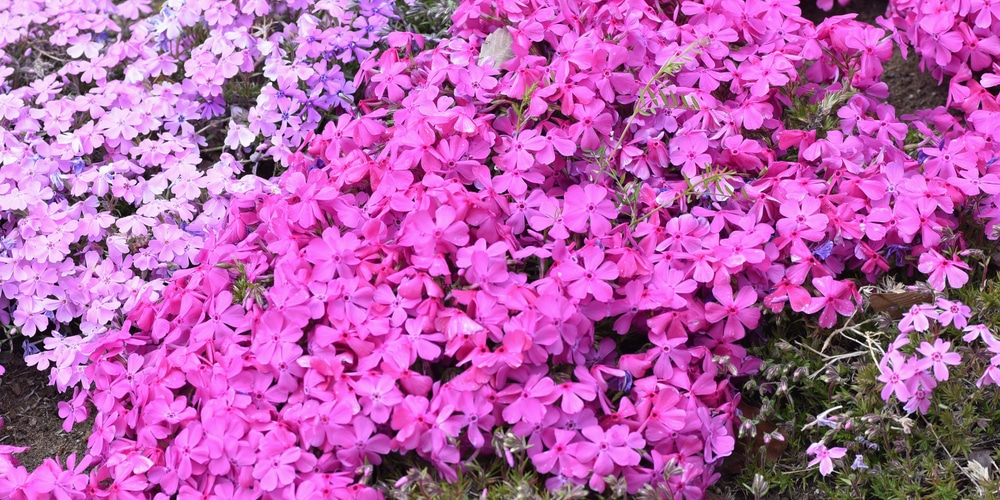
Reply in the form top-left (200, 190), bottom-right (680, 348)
top-left (817, 0), bottom-right (1000, 90)
top-left (882, 0), bottom-right (1000, 83)
top-left (7, 0), bottom-right (1000, 499)
top-left (771, 294), bottom-right (1000, 487)
top-left (0, 0), bottom-right (397, 385)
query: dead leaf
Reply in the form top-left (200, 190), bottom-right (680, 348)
top-left (478, 28), bottom-right (515, 69)
top-left (869, 291), bottom-right (934, 318)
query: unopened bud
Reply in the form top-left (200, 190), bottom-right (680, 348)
top-left (775, 378), bottom-right (789, 397)
top-left (750, 473), bottom-right (769, 497)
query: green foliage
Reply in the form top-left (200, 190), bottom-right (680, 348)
top-left (727, 264), bottom-right (1000, 499)
top-left (375, 431), bottom-right (588, 500)
top-left (781, 83), bottom-right (856, 138)
top-left (373, 429), bottom-right (692, 499)
top-left (391, 0), bottom-right (460, 46)
top-left (226, 261), bottom-right (270, 308)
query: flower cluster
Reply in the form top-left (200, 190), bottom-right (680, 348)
top-left (802, 296), bottom-right (988, 478)
top-left (879, 300), bottom-right (969, 412)
top-left (875, 295), bottom-right (1000, 410)
top-left (7, 0), bottom-right (1000, 498)
top-left (818, 0), bottom-right (1000, 87)
top-left (880, 0), bottom-right (1000, 82)
top-left (0, 0), bottom-right (397, 385)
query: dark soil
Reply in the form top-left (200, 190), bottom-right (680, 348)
top-left (0, 353), bottom-right (93, 471)
top-left (800, 0), bottom-right (949, 116)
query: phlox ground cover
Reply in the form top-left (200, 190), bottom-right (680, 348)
top-left (0, 0), bottom-right (398, 380)
top-left (816, 0), bottom-right (1000, 84)
top-left (5, 0), bottom-right (1000, 499)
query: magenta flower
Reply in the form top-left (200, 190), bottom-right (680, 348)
top-left (802, 276), bottom-right (856, 328)
top-left (699, 406), bottom-right (735, 463)
top-left (169, 423), bottom-right (210, 480)
top-left (568, 424), bottom-right (645, 490)
top-left (354, 375), bottom-right (403, 424)
top-left (499, 129), bottom-right (546, 172)
top-left (562, 184), bottom-right (618, 236)
top-left (498, 374), bottom-right (556, 425)
top-left (57, 389), bottom-right (90, 433)
top-left (568, 100), bottom-right (614, 151)
top-left (556, 246), bottom-right (620, 302)
top-left (669, 131), bottom-right (712, 176)
top-left (532, 429), bottom-right (584, 476)
top-left (776, 196), bottom-right (828, 243)
top-left (252, 446), bottom-right (300, 491)
top-left (14, 0), bottom-right (1000, 495)
top-left (704, 285), bottom-right (760, 341)
top-left (550, 375), bottom-right (598, 414)
top-left (400, 205), bottom-right (470, 255)
top-left (529, 195), bottom-right (571, 240)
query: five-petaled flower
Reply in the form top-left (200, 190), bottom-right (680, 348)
top-left (807, 442), bottom-right (847, 476)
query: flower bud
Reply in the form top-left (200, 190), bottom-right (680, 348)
top-left (749, 473), bottom-right (769, 498)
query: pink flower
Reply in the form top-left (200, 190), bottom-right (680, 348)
top-left (878, 351), bottom-right (917, 402)
top-left (807, 442), bottom-right (847, 476)
top-left (556, 246), bottom-right (620, 302)
top-left (802, 276), bottom-right (856, 328)
top-left (562, 184), bottom-right (618, 236)
top-left (918, 250), bottom-right (970, 291)
top-left (935, 299), bottom-right (971, 328)
top-left (964, 323), bottom-right (992, 343)
top-left (916, 338), bottom-right (961, 381)
top-left (904, 384), bottom-right (933, 414)
top-left (899, 303), bottom-right (937, 333)
top-left (704, 285), bottom-right (760, 341)
top-left (568, 424), bottom-right (645, 490)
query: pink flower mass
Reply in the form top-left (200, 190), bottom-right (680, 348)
top-left (3, 0), bottom-right (1000, 497)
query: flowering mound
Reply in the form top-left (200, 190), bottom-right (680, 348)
top-left (7, 0), bottom-right (1000, 498)
top-left (0, 0), bottom-right (397, 385)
